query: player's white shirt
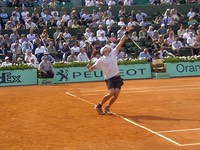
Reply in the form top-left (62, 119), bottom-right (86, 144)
top-left (94, 48), bottom-right (119, 79)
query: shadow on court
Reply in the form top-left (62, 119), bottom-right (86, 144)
top-left (118, 115), bottom-right (200, 123)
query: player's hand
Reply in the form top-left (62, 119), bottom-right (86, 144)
top-left (86, 64), bottom-right (91, 69)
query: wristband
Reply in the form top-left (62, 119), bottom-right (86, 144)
top-left (125, 31), bottom-right (129, 35)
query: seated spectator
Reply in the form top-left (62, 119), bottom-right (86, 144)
top-left (118, 51), bottom-right (128, 60)
top-left (139, 27), bottom-right (148, 40)
top-left (138, 48), bottom-right (152, 62)
top-left (187, 8), bottom-right (196, 18)
top-left (41, 51), bottom-right (55, 63)
top-left (63, 28), bottom-right (72, 42)
top-left (139, 18), bottom-right (150, 27)
top-left (34, 43), bottom-right (46, 63)
top-left (31, 8), bottom-right (40, 23)
top-left (188, 16), bottom-right (198, 26)
top-left (11, 42), bottom-right (22, 64)
top-left (157, 24), bottom-right (167, 36)
top-left (187, 32), bottom-right (196, 46)
top-left (27, 57), bottom-right (38, 68)
top-left (109, 33), bottom-right (118, 43)
top-left (61, 42), bottom-right (71, 61)
top-left (5, 21), bottom-right (15, 30)
top-left (107, 0), bottom-right (116, 6)
top-left (67, 53), bottom-right (78, 62)
top-left (77, 47), bottom-right (90, 62)
top-left (166, 33), bottom-right (175, 46)
top-left (136, 10), bottom-right (147, 22)
top-left (170, 8), bottom-right (180, 25)
top-left (39, 55), bottom-right (54, 78)
top-left (98, 33), bottom-right (108, 47)
top-left (84, 28), bottom-right (92, 40)
top-left (191, 36), bottom-right (200, 55)
top-left (147, 26), bottom-right (154, 38)
top-left (151, 40), bottom-right (160, 53)
top-left (118, 6), bottom-right (127, 20)
top-left (96, 25), bottom-right (106, 40)
top-left (171, 37), bottom-right (183, 55)
top-left (157, 35), bottom-right (165, 46)
top-left (88, 33), bottom-right (97, 45)
top-left (117, 17), bottom-right (126, 27)
top-left (47, 41), bottom-right (57, 58)
top-left (22, 42), bottom-right (32, 54)
top-left (24, 50), bottom-right (38, 64)
top-left (70, 42), bottom-right (80, 56)
top-left (0, 45), bottom-right (6, 58)
top-left (106, 16), bottom-right (116, 27)
top-left (1, 56), bottom-right (12, 67)
top-left (79, 36), bottom-right (89, 48)
top-left (156, 46), bottom-right (175, 59)
top-left (83, 42), bottom-right (93, 59)
top-left (85, 0), bottom-right (95, 7)
top-left (105, 26), bottom-right (113, 38)
top-left (117, 26), bottom-right (126, 40)
top-left (177, 24), bottom-right (186, 37)
top-left (124, 0), bottom-right (132, 6)
top-left (131, 32), bottom-right (139, 41)
top-left (27, 29), bottom-right (36, 43)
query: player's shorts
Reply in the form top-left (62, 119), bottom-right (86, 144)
top-left (105, 76), bottom-right (124, 90)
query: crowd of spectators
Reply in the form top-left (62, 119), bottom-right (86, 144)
top-left (0, 2), bottom-right (199, 69)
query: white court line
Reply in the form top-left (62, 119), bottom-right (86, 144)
top-left (157, 128), bottom-right (200, 133)
top-left (180, 143), bottom-right (200, 147)
top-left (65, 91), bottom-right (181, 146)
top-left (79, 84), bottom-right (200, 92)
top-left (82, 87), bottom-right (200, 95)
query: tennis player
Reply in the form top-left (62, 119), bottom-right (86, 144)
top-left (86, 31), bottom-right (128, 115)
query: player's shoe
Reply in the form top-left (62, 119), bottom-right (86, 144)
top-left (94, 105), bottom-right (105, 115)
top-left (104, 105), bottom-right (112, 115)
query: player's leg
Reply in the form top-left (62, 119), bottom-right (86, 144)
top-left (104, 88), bottom-right (121, 114)
top-left (94, 88), bottom-right (114, 115)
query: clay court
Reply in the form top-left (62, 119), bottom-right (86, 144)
top-left (0, 77), bottom-right (200, 150)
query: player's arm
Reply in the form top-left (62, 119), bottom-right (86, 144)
top-left (115, 32), bottom-right (128, 54)
top-left (86, 64), bottom-right (98, 72)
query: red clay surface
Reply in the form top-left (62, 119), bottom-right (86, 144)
top-left (0, 77), bottom-right (200, 150)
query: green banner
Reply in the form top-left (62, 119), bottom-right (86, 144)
top-left (166, 62), bottom-right (200, 77)
top-left (0, 69), bottom-right (38, 86)
top-left (54, 64), bottom-right (152, 83)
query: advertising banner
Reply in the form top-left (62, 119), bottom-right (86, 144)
top-left (0, 69), bottom-right (38, 86)
top-left (54, 64), bottom-right (152, 83)
top-left (166, 62), bottom-right (200, 77)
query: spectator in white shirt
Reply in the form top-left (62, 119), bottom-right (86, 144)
top-left (77, 47), bottom-right (90, 62)
top-left (85, 0), bottom-right (95, 6)
top-left (106, 15), bottom-right (115, 27)
top-left (124, 0), bottom-right (131, 6)
top-left (107, 0), bottom-right (116, 6)
top-left (187, 8), bottom-right (196, 18)
top-left (96, 25), bottom-right (106, 39)
top-left (172, 38), bottom-right (183, 54)
top-left (136, 10), bottom-right (147, 22)
top-left (1, 56), bottom-right (12, 67)
top-left (187, 32), bottom-right (196, 46)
